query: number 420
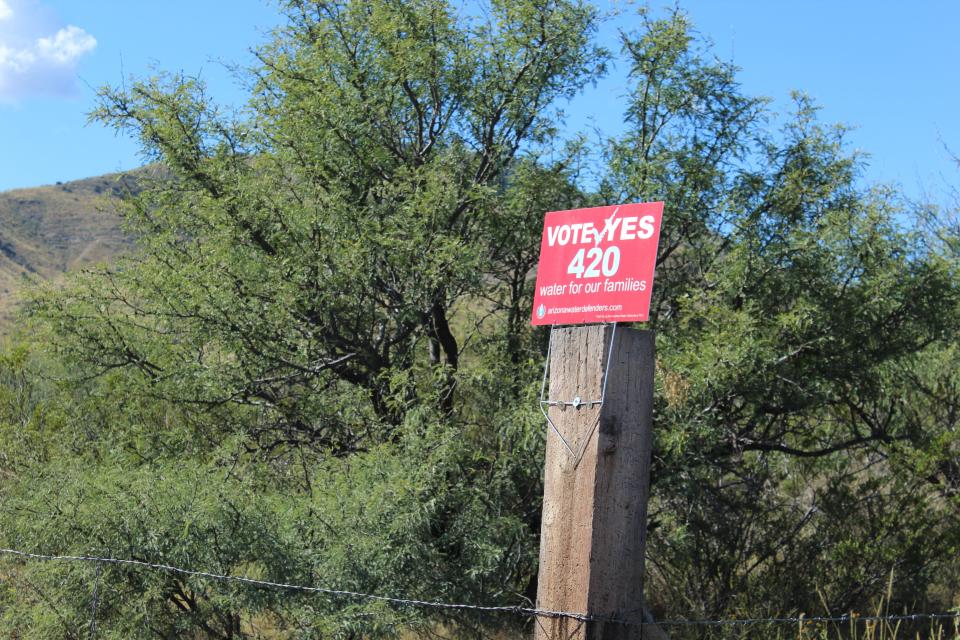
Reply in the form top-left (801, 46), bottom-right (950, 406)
top-left (567, 246), bottom-right (620, 279)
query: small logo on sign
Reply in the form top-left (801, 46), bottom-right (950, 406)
top-left (537, 304), bottom-right (546, 319)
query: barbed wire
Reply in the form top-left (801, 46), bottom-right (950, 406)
top-left (0, 548), bottom-right (578, 621)
top-left (1, 547), bottom-right (959, 629)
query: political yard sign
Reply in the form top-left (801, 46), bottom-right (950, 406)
top-left (531, 202), bottom-right (664, 326)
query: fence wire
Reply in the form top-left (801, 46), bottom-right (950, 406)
top-left (2, 546), bottom-right (959, 630)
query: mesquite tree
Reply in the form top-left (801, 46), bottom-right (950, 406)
top-left (1, 3), bottom-right (959, 639)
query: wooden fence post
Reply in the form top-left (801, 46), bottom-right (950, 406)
top-left (534, 324), bottom-right (663, 640)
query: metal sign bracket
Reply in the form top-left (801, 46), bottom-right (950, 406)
top-left (538, 323), bottom-right (617, 466)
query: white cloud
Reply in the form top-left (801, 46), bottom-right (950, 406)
top-left (0, 45), bottom-right (36, 73)
top-left (37, 25), bottom-right (96, 63)
top-left (0, 1), bottom-right (96, 102)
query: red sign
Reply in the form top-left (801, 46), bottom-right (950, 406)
top-left (530, 202), bottom-right (663, 325)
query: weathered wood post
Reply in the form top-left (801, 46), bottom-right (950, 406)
top-left (534, 323), bottom-right (660, 640)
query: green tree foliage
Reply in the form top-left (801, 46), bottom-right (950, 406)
top-left (609, 10), bottom-right (960, 623)
top-left (40, 0), bottom-right (602, 444)
top-left (2, 3), bottom-right (960, 639)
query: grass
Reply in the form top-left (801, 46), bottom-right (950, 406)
top-left (0, 171), bottom-right (140, 330)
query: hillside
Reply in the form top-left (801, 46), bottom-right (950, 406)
top-left (0, 172), bottom-right (140, 330)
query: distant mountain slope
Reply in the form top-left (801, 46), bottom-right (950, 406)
top-left (0, 171), bottom-right (141, 331)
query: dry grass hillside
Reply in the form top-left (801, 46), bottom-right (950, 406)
top-left (0, 171), bottom-right (142, 331)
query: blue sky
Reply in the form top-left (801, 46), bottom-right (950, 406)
top-left (1, 1), bottom-right (958, 203)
